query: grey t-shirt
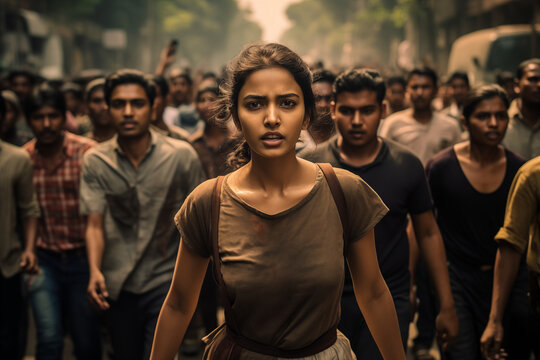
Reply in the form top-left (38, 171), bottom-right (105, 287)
top-left (175, 167), bottom-right (388, 352)
top-left (80, 130), bottom-right (205, 299)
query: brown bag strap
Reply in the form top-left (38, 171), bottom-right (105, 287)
top-left (211, 176), bottom-right (239, 331)
top-left (318, 163), bottom-right (350, 255)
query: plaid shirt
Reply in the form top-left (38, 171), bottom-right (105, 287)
top-left (25, 132), bottom-right (95, 252)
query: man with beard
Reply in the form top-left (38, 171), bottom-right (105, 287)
top-left (503, 58), bottom-right (540, 159)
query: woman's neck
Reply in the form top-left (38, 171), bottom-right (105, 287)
top-left (241, 152), bottom-right (303, 192)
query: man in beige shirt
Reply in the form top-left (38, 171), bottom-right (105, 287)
top-left (502, 58), bottom-right (540, 160)
top-left (380, 67), bottom-right (461, 166)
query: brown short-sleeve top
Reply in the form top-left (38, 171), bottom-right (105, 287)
top-left (175, 166), bottom-right (388, 351)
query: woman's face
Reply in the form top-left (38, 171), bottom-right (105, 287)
top-left (237, 66), bottom-right (308, 160)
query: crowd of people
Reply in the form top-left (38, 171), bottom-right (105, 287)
top-left (1, 40), bottom-right (540, 360)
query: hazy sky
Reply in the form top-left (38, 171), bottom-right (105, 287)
top-left (238, 0), bottom-right (302, 41)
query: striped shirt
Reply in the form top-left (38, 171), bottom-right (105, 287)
top-left (24, 132), bottom-right (95, 252)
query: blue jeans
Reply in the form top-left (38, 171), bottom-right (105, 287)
top-left (27, 249), bottom-right (102, 360)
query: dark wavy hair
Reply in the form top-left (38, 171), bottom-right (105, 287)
top-left (215, 43), bottom-right (316, 169)
top-left (462, 84), bottom-right (509, 121)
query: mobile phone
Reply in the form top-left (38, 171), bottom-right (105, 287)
top-left (168, 39), bottom-right (179, 56)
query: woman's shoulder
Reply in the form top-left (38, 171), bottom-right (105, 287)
top-left (175, 178), bottom-right (219, 224)
top-left (332, 167), bottom-right (370, 191)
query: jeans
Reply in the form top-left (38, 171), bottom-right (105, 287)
top-left (445, 263), bottom-right (531, 360)
top-left (339, 288), bottom-right (409, 359)
top-left (103, 282), bottom-right (170, 360)
top-left (27, 249), bottom-right (102, 360)
top-left (0, 271), bottom-right (27, 359)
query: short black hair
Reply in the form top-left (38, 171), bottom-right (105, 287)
top-left (85, 78), bottom-right (106, 102)
top-left (333, 68), bottom-right (386, 104)
top-left (7, 69), bottom-right (37, 84)
top-left (462, 84), bottom-right (509, 121)
top-left (496, 71), bottom-right (515, 86)
top-left (448, 71), bottom-right (470, 88)
top-left (516, 58), bottom-right (540, 80)
top-left (61, 82), bottom-right (84, 100)
top-left (104, 69), bottom-right (156, 106)
top-left (202, 72), bottom-right (217, 80)
top-left (196, 86), bottom-right (219, 102)
top-left (146, 74), bottom-right (169, 98)
top-left (312, 69), bottom-right (336, 85)
top-left (408, 67), bottom-right (438, 87)
top-left (24, 83), bottom-right (66, 120)
top-left (386, 75), bottom-right (406, 88)
top-left (169, 69), bottom-right (193, 85)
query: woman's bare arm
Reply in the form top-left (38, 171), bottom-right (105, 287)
top-left (347, 229), bottom-right (406, 360)
top-left (150, 240), bottom-right (210, 360)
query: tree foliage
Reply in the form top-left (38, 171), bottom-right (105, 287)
top-left (281, 0), bottom-right (424, 68)
top-left (24, 0), bottom-right (262, 71)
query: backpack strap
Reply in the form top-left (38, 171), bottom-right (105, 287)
top-left (318, 163), bottom-right (350, 255)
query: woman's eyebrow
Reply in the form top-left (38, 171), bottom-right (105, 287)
top-left (277, 93), bottom-right (300, 99)
top-left (242, 94), bottom-right (266, 101)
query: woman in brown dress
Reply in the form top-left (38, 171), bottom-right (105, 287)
top-left (150, 43), bottom-right (406, 360)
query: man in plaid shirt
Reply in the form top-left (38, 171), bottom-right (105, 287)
top-left (24, 84), bottom-right (102, 360)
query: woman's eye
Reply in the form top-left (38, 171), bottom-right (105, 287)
top-left (281, 99), bottom-right (297, 108)
top-left (246, 101), bottom-right (262, 110)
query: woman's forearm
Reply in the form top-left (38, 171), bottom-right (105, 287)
top-left (150, 298), bottom-right (196, 360)
top-left (356, 283), bottom-right (406, 359)
top-left (150, 241), bottom-right (209, 359)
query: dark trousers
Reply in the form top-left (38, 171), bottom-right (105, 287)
top-left (445, 263), bottom-right (532, 360)
top-left (104, 282), bottom-right (170, 360)
top-left (339, 288), bottom-right (409, 359)
top-left (0, 271), bottom-right (26, 359)
top-left (413, 260), bottom-right (437, 350)
top-left (28, 249), bottom-right (102, 360)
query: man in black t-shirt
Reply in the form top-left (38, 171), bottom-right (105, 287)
top-left (300, 69), bottom-right (458, 359)
top-left (427, 85), bottom-right (532, 359)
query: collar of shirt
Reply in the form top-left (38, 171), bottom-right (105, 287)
top-left (509, 98), bottom-right (540, 131)
top-left (112, 128), bottom-right (159, 158)
top-left (329, 135), bottom-right (388, 171)
top-left (26, 131), bottom-right (76, 168)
